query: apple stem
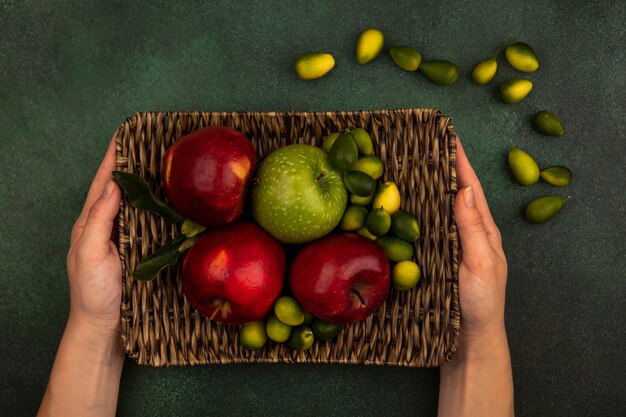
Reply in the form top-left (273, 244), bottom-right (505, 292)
top-left (209, 300), bottom-right (223, 320)
top-left (317, 170), bottom-right (326, 180)
top-left (350, 288), bottom-right (367, 309)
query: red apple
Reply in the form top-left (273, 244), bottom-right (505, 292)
top-left (182, 222), bottom-right (285, 324)
top-left (162, 126), bottom-right (256, 228)
top-left (289, 233), bottom-right (390, 324)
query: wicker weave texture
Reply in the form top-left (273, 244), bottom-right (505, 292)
top-left (116, 109), bottom-right (459, 367)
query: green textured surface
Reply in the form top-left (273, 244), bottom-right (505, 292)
top-left (1, 1), bottom-right (625, 416)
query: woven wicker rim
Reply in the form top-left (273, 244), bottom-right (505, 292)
top-left (116, 109), bottom-right (459, 367)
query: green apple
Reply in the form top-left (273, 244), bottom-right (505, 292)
top-left (251, 144), bottom-right (348, 244)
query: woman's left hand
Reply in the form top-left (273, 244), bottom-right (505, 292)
top-left (66, 133), bottom-right (122, 337)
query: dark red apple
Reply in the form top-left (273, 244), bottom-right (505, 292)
top-left (182, 222), bottom-right (285, 324)
top-left (162, 126), bottom-right (256, 228)
top-left (289, 233), bottom-right (390, 324)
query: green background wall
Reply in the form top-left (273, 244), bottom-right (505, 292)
top-left (1, 1), bottom-right (624, 415)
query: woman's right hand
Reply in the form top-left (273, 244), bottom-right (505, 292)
top-left (438, 137), bottom-right (514, 417)
top-left (454, 138), bottom-right (508, 340)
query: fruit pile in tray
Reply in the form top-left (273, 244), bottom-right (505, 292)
top-left (114, 125), bottom-right (421, 351)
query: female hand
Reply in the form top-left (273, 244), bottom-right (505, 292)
top-left (454, 138), bottom-right (508, 340)
top-left (39, 133), bottom-right (124, 417)
top-left (438, 137), bottom-right (513, 417)
top-left (66, 133), bottom-right (122, 337)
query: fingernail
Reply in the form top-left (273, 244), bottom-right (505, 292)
top-left (464, 186), bottom-right (475, 208)
top-left (102, 180), bottom-right (115, 198)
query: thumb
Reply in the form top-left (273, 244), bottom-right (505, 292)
top-left (455, 186), bottom-right (494, 262)
top-left (80, 180), bottom-right (121, 250)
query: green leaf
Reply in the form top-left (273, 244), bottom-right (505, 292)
top-left (112, 171), bottom-right (185, 224)
top-left (181, 219), bottom-right (207, 238)
top-left (132, 235), bottom-right (187, 281)
top-left (179, 235), bottom-right (202, 252)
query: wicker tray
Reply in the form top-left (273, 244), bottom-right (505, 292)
top-left (116, 109), bottom-right (459, 367)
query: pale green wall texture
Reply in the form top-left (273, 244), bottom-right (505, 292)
top-left (1, 1), bottom-right (624, 416)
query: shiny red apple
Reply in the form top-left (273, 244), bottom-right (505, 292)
top-left (289, 233), bottom-right (391, 324)
top-left (182, 222), bottom-right (285, 324)
top-left (162, 126), bottom-right (256, 228)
